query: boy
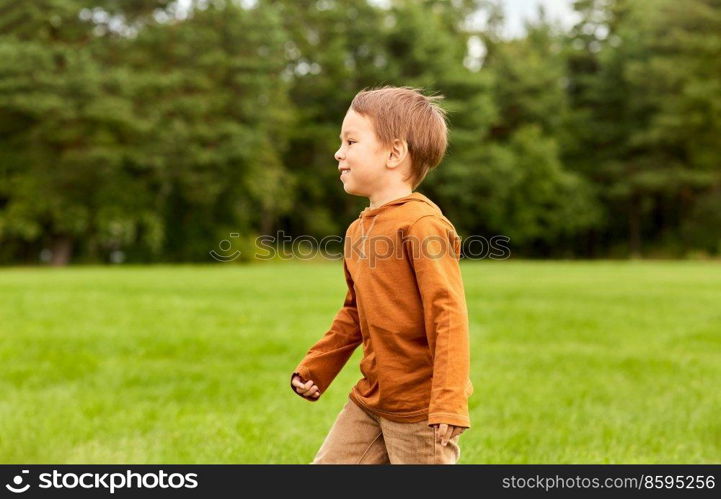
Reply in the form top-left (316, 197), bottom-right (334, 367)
top-left (291, 85), bottom-right (473, 464)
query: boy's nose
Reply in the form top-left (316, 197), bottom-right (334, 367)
top-left (334, 149), bottom-right (344, 161)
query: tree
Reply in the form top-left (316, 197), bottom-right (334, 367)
top-left (0, 0), bottom-right (154, 265)
top-left (563, 0), bottom-right (721, 257)
top-left (435, 8), bottom-right (600, 255)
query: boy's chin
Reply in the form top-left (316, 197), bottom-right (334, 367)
top-left (342, 183), bottom-right (363, 196)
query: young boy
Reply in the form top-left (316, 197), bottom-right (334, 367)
top-left (290, 85), bottom-right (473, 464)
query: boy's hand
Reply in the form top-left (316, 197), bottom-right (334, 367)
top-left (432, 423), bottom-right (466, 446)
top-left (291, 374), bottom-right (321, 399)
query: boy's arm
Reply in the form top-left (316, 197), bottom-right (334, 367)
top-left (405, 215), bottom-right (474, 428)
top-left (291, 259), bottom-right (362, 401)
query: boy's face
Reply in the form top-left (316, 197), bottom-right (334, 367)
top-left (334, 109), bottom-right (391, 197)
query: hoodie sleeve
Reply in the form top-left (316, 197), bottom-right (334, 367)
top-left (405, 215), bottom-right (473, 428)
top-left (291, 259), bottom-right (362, 401)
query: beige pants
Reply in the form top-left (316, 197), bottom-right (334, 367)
top-left (311, 397), bottom-right (462, 464)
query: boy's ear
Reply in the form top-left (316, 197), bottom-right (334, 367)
top-left (386, 138), bottom-right (409, 169)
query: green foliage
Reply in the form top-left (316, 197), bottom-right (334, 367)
top-left (563, 0), bottom-right (721, 256)
top-left (0, 0), bottom-right (719, 263)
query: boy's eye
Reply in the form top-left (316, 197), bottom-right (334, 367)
top-left (347, 140), bottom-right (355, 145)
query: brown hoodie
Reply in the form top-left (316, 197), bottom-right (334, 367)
top-left (291, 192), bottom-right (473, 428)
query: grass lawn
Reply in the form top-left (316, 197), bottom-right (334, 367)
top-left (0, 260), bottom-right (719, 463)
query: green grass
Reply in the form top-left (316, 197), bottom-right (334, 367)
top-left (1, 261), bottom-right (719, 463)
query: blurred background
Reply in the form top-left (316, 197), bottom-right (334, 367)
top-left (1, 0), bottom-right (719, 265)
top-left (1, 0), bottom-right (720, 464)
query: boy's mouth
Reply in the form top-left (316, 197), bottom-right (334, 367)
top-left (339, 168), bottom-right (350, 177)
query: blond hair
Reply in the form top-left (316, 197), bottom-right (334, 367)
top-left (349, 85), bottom-right (449, 189)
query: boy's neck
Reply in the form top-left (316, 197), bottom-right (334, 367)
top-left (368, 185), bottom-right (414, 209)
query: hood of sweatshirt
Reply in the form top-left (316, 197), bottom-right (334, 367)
top-left (358, 191), bottom-right (439, 219)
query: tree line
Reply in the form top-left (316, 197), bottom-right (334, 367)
top-left (0, 0), bottom-right (719, 264)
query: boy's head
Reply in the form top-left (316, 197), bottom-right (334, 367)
top-left (335, 85), bottom-right (448, 197)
